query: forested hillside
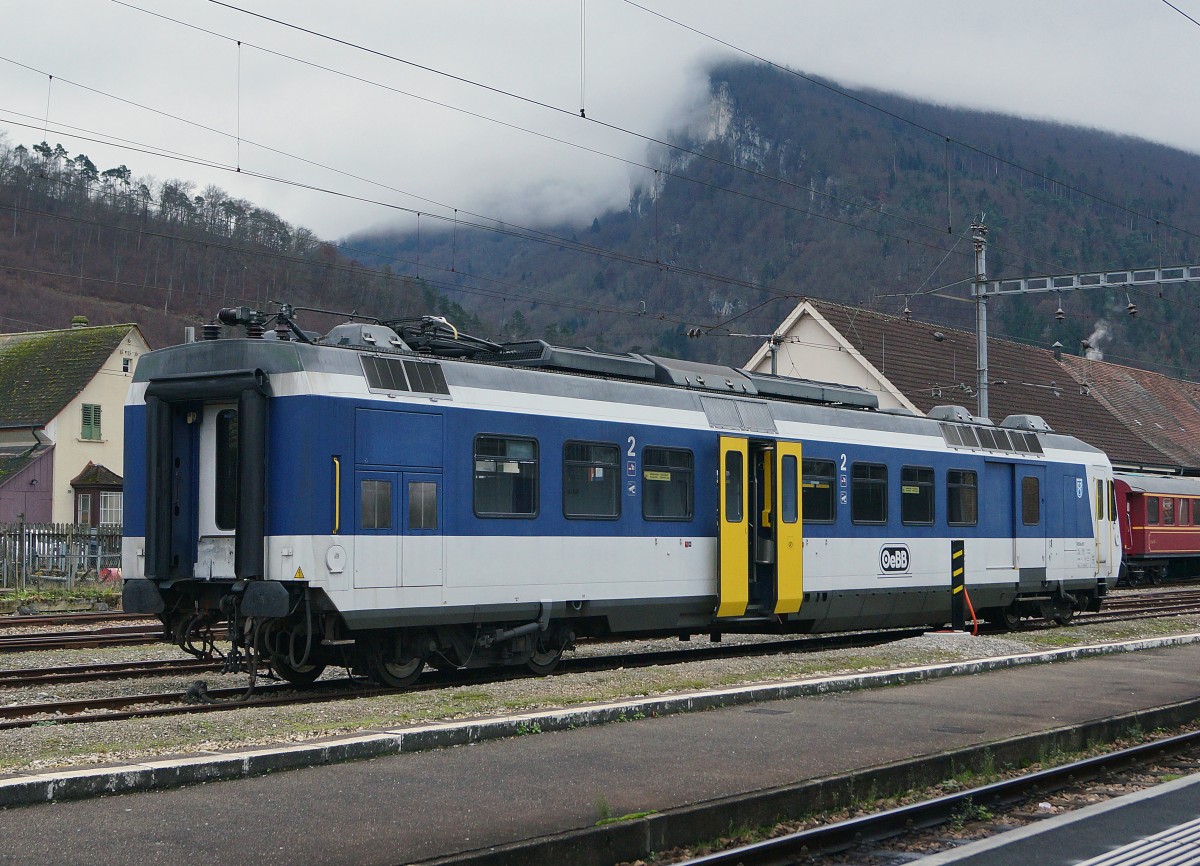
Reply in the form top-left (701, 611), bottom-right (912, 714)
top-left (351, 61), bottom-right (1200, 378)
top-left (0, 138), bottom-right (479, 348)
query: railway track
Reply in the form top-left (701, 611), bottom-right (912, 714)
top-left (670, 726), bottom-right (1200, 865)
top-left (0, 657), bottom-right (219, 687)
top-left (0, 623), bottom-right (164, 652)
top-left (0, 628), bottom-right (928, 731)
top-left (0, 611), bottom-right (146, 629)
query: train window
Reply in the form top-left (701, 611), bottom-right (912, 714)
top-left (473, 435), bottom-right (538, 518)
top-left (361, 479), bottom-right (392, 530)
top-left (724, 450), bottom-right (744, 523)
top-left (801, 459), bottom-right (835, 524)
top-left (1147, 496), bottom-right (1160, 525)
top-left (781, 455), bottom-right (798, 524)
top-left (900, 466), bottom-right (934, 525)
top-left (1108, 482), bottom-right (1116, 522)
top-left (947, 469), bottom-right (978, 525)
top-left (408, 481), bottom-right (437, 530)
top-left (1096, 480), bottom-right (1105, 521)
top-left (1193, 499), bottom-right (1200, 526)
top-left (1021, 476), bottom-right (1040, 525)
top-left (1163, 497), bottom-right (1176, 526)
top-left (643, 447), bottom-right (694, 521)
top-left (851, 463), bottom-right (887, 524)
top-left (215, 408), bottom-right (239, 531)
top-left (1180, 499), bottom-right (1191, 527)
top-left (563, 441), bottom-right (620, 519)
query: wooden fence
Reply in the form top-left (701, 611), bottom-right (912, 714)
top-left (0, 523), bottom-right (122, 591)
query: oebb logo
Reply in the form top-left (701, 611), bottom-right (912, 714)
top-left (879, 544), bottom-right (911, 575)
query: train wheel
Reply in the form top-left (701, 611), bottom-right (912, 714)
top-left (1000, 603), bottom-right (1022, 630)
top-left (526, 640), bottom-right (564, 675)
top-left (368, 648), bottom-right (423, 688)
top-left (273, 657), bottom-right (326, 686)
top-left (1053, 606), bottom-right (1075, 626)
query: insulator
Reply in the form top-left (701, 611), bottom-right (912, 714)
top-left (202, 323), bottom-right (221, 341)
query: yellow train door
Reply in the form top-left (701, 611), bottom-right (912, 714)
top-left (717, 436), bottom-right (749, 617)
top-left (774, 440), bottom-right (803, 614)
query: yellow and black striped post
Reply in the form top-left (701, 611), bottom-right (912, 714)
top-left (951, 539), bottom-right (966, 631)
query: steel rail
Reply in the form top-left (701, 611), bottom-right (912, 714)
top-left (0, 657), bottom-right (219, 687)
top-left (676, 728), bottom-right (1200, 865)
top-left (0, 624), bottom-right (164, 652)
top-left (0, 612), bottom-right (147, 629)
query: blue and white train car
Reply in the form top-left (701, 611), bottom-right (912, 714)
top-left (121, 308), bottom-right (1120, 686)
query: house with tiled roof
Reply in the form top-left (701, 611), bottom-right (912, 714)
top-left (746, 299), bottom-right (1200, 474)
top-left (0, 318), bottom-right (150, 524)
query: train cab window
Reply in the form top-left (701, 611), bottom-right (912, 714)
top-left (215, 408), bottom-right (239, 531)
top-left (1021, 476), bottom-right (1040, 525)
top-left (643, 447), bottom-right (694, 520)
top-left (563, 441), bottom-right (620, 519)
top-left (1162, 497), bottom-right (1176, 526)
top-left (801, 458), bottom-right (836, 524)
top-left (1147, 496), bottom-right (1160, 525)
top-left (474, 435), bottom-right (538, 517)
top-left (851, 463), bottom-right (887, 524)
top-left (361, 479), bottom-right (392, 530)
top-left (947, 469), bottom-right (978, 526)
top-left (900, 466), bottom-right (934, 525)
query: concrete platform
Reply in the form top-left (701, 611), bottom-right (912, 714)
top-left (3, 636), bottom-right (1200, 866)
top-left (913, 773), bottom-right (1200, 865)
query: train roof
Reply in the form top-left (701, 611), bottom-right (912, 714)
top-left (133, 311), bottom-right (1106, 460)
top-left (1113, 472), bottom-right (1200, 495)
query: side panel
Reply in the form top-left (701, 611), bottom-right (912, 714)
top-left (717, 436), bottom-right (749, 618)
top-left (353, 470), bottom-right (399, 589)
top-left (401, 472), bottom-right (443, 587)
top-left (774, 440), bottom-right (803, 615)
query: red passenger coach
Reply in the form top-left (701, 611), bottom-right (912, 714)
top-left (1114, 472), bottom-right (1200, 584)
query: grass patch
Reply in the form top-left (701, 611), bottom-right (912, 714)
top-left (596, 810), bottom-right (656, 827)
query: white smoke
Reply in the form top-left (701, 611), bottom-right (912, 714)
top-left (1083, 319), bottom-right (1110, 360)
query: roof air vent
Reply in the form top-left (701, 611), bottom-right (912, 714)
top-left (1000, 414), bottom-right (1053, 433)
top-left (928, 405), bottom-right (974, 423)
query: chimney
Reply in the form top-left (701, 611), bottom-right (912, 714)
top-left (1052, 341), bottom-right (1063, 362)
top-left (70, 315), bottom-right (88, 329)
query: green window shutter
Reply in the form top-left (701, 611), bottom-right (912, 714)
top-left (82, 404), bottom-right (102, 440)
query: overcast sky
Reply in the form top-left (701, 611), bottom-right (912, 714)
top-left (2, 1), bottom-right (1198, 241)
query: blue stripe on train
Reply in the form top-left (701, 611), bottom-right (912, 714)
top-left (124, 395), bottom-right (1097, 543)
